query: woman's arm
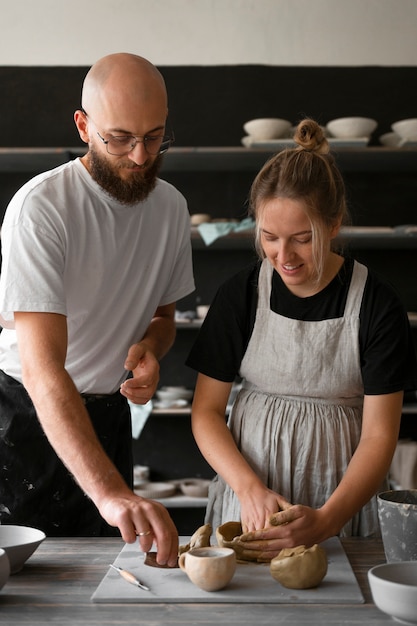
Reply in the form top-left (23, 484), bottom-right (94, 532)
top-left (192, 373), bottom-right (291, 531)
top-left (239, 390), bottom-right (403, 557)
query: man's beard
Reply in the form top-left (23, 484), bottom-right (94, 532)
top-left (88, 147), bottom-right (163, 204)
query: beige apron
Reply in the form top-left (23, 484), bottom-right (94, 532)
top-left (205, 258), bottom-right (386, 536)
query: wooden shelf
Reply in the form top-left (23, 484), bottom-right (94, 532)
top-left (152, 407), bottom-right (191, 416)
top-left (0, 146), bottom-right (417, 174)
top-left (402, 403), bottom-right (417, 414)
top-left (155, 494), bottom-right (208, 508)
top-left (175, 319), bottom-right (203, 329)
top-left (191, 225), bottom-right (417, 250)
top-left (162, 146), bottom-right (417, 173)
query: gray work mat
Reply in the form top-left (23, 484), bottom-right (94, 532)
top-left (91, 536), bottom-right (364, 604)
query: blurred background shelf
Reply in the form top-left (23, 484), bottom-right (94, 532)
top-left (1, 146), bottom-right (417, 174)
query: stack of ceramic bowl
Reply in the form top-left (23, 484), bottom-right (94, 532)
top-left (133, 464), bottom-right (150, 487)
top-left (241, 118), bottom-right (292, 147)
top-left (325, 117), bottom-right (378, 141)
top-left (380, 118), bottom-right (417, 147)
top-left (155, 385), bottom-right (193, 409)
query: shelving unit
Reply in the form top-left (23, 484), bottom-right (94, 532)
top-left (1, 145), bottom-right (417, 172)
top-left (190, 225), bottom-right (417, 250)
top-left (1, 145), bottom-right (416, 504)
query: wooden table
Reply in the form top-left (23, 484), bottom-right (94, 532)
top-left (0, 537), bottom-right (393, 625)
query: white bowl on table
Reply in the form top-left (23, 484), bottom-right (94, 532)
top-left (0, 548), bottom-right (10, 590)
top-left (0, 525), bottom-right (46, 574)
top-left (326, 116), bottom-right (377, 138)
top-left (243, 118), bottom-right (292, 140)
top-left (368, 561), bottom-right (417, 624)
top-left (391, 118), bottom-right (417, 142)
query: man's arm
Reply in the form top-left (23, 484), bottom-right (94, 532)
top-left (120, 302), bottom-right (177, 404)
top-left (14, 310), bottom-right (178, 566)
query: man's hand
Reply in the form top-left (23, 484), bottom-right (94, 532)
top-left (99, 491), bottom-right (179, 567)
top-left (120, 341), bottom-right (160, 404)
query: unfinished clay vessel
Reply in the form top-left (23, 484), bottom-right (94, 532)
top-left (216, 521), bottom-right (262, 562)
top-left (178, 523), bottom-right (212, 555)
top-left (270, 544), bottom-right (328, 589)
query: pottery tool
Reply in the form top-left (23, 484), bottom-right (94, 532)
top-left (109, 563), bottom-right (150, 591)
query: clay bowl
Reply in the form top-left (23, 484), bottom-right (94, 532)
top-left (391, 118), bottom-right (417, 141)
top-left (215, 521), bottom-right (257, 561)
top-left (368, 561), bottom-right (417, 624)
top-left (0, 525), bottom-right (46, 574)
top-left (0, 548), bottom-right (10, 590)
top-left (179, 479), bottom-right (211, 498)
top-left (326, 116), bottom-right (377, 138)
top-left (243, 118), bottom-right (292, 140)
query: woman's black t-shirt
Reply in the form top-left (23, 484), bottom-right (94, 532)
top-left (186, 257), bottom-right (417, 396)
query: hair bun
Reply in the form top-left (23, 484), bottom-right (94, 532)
top-left (294, 119), bottom-right (329, 154)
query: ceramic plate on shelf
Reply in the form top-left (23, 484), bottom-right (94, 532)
top-left (134, 482), bottom-right (176, 499)
top-left (153, 399), bottom-right (190, 410)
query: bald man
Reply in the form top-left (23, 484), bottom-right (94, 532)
top-left (0, 53), bottom-right (194, 566)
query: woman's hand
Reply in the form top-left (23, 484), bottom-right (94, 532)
top-left (239, 485), bottom-right (293, 533)
top-left (237, 505), bottom-right (332, 561)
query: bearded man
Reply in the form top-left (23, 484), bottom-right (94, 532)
top-left (0, 53), bottom-right (194, 568)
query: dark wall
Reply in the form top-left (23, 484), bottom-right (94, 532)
top-left (2, 65), bottom-right (417, 496)
top-left (1, 65), bottom-right (417, 147)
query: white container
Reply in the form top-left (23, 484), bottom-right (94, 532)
top-left (196, 305), bottom-right (210, 319)
top-left (0, 525), bottom-right (45, 574)
top-left (190, 213), bottom-right (211, 226)
top-left (0, 548), bottom-right (10, 590)
top-left (368, 561), bottom-right (417, 624)
top-left (379, 131), bottom-right (401, 147)
top-left (326, 117), bottom-right (377, 138)
top-left (156, 387), bottom-right (193, 402)
top-left (391, 118), bottom-right (417, 141)
top-left (377, 489), bottom-right (417, 563)
top-left (243, 118), bottom-right (292, 140)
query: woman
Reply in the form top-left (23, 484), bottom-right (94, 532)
top-left (186, 118), bottom-right (417, 560)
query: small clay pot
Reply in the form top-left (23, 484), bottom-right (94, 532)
top-left (179, 546), bottom-right (236, 591)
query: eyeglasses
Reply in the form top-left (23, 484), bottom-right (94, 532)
top-left (81, 109), bottom-right (174, 156)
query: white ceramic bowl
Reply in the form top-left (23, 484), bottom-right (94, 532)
top-left (134, 481), bottom-right (176, 499)
top-left (368, 562), bottom-right (417, 624)
top-left (179, 479), bottom-right (211, 498)
top-left (326, 117), bottom-right (378, 138)
top-left (196, 305), bottom-right (210, 319)
top-left (391, 118), bottom-right (417, 141)
top-left (0, 525), bottom-right (46, 574)
top-left (243, 118), bottom-right (292, 140)
top-left (0, 548), bottom-right (10, 590)
top-left (379, 131), bottom-right (401, 147)
top-left (190, 213), bottom-right (211, 226)
top-left (156, 387), bottom-right (193, 403)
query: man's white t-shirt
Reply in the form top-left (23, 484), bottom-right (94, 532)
top-left (0, 158), bottom-right (195, 393)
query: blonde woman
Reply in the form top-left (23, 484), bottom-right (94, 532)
top-left (186, 118), bottom-right (417, 560)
